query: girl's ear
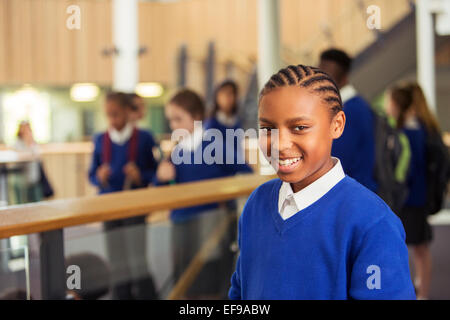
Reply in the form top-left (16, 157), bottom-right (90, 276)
top-left (331, 111), bottom-right (345, 139)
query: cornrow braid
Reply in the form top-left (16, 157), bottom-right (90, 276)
top-left (260, 64), bottom-right (343, 116)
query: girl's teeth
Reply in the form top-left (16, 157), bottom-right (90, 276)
top-left (279, 157), bottom-right (302, 166)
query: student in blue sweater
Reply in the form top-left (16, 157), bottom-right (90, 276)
top-left (319, 49), bottom-right (377, 193)
top-left (204, 80), bottom-right (243, 134)
top-left (89, 92), bottom-right (158, 300)
top-left (204, 80), bottom-right (252, 178)
top-left (386, 83), bottom-right (440, 300)
top-left (229, 65), bottom-right (415, 300)
top-left (155, 89), bottom-right (252, 297)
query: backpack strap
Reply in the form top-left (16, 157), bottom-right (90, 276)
top-left (102, 127), bottom-right (139, 164)
top-left (128, 127), bottom-right (139, 163)
top-left (102, 131), bottom-right (112, 164)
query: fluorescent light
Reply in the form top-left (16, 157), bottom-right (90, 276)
top-left (70, 83), bottom-right (99, 102)
top-left (135, 82), bottom-right (164, 98)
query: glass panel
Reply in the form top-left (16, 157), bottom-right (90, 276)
top-left (62, 196), bottom-right (247, 300)
top-left (0, 242), bottom-right (31, 300)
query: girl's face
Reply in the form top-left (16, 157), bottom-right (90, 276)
top-left (216, 85), bottom-right (236, 115)
top-left (259, 86), bottom-right (345, 192)
top-left (165, 103), bottom-right (197, 133)
top-left (105, 100), bottom-right (129, 131)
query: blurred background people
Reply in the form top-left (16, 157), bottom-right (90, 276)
top-left (155, 88), bottom-right (251, 298)
top-left (13, 121), bottom-right (43, 203)
top-left (386, 83), bottom-right (450, 300)
top-left (88, 92), bottom-right (158, 300)
top-left (128, 93), bottom-right (147, 127)
top-left (205, 80), bottom-right (253, 176)
top-left (319, 48), bottom-right (377, 193)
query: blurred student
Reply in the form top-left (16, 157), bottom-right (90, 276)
top-left (14, 121), bottom-right (54, 202)
top-left (88, 92), bottom-right (158, 300)
top-left (229, 65), bottom-right (415, 300)
top-left (319, 49), bottom-right (377, 192)
top-left (205, 80), bottom-right (242, 133)
top-left (205, 80), bottom-right (252, 176)
top-left (128, 93), bottom-right (147, 126)
top-left (155, 89), bottom-right (251, 298)
top-left (386, 83), bottom-right (448, 299)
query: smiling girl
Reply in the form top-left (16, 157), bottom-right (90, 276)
top-left (228, 65), bottom-right (415, 300)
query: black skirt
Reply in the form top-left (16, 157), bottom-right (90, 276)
top-left (397, 206), bottom-right (433, 245)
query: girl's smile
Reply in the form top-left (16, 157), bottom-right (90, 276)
top-left (277, 156), bottom-right (304, 173)
top-left (259, 86), bottom-right (345, 193)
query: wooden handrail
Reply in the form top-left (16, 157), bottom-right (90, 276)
top-left (0, 174), bottom-right (271, 239)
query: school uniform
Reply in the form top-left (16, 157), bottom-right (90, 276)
top-left (229, 158), bottom-right (415, 300)
top-left (332, 85), bottom-right (377, 193)
top-left (155, 125), bottom-right (252, 297)
top-left (88, 123), bottom-right (157, 193)
top-left (88, 123), bottom-right (158, 300)
top-left (397, 118), bottom-right (432, 245)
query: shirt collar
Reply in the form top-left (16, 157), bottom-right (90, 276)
top-left (108, 123), bottom-right (134, 146)
top-left (340, 84), bottom-right (358, 104)
top-left (278, 158), bottom-right (346, 213)
top-left (216, 111), bottom-right (238, 127)
top-left (404, 116), bottom-right (420, 129)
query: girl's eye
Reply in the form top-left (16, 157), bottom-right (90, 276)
top-left (259, 127), bottom-right (272, 132)
top-left (294, 125), bottom-right (308, 131)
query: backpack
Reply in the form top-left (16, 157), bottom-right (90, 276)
top-left (424, 129), bottom-right (450, 215)
top-left (373, 113), bottom-right (411, 213)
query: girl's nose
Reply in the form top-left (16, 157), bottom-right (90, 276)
top-left (273, 129), bottom-right (293, 153)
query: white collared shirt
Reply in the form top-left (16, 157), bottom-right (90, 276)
top-left (340, 84), bottom-right (358, 105)
top-left (278, 158), bottom-right (346, 220)
top-left (404, 116), bottom-right (420, 129)
top-left (108, 123), bottom-right (134, 146)
top-left (216, 110), bottom-right (238, 128)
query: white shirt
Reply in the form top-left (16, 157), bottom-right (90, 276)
top-left (404, 116), bottom-right (420, 129)
top-left (340, 84), bottom-right (358, 105)
top-left (108, 123), bottom-right (133, 146)
top-left (278, 158), bottom-right (346, 220)
top-left (216, 111), bottom-right (238, 128)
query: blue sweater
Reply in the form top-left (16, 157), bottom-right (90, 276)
top-left (155, 140), bottom-right (252, 223)
top-left (88, 129), bottom-right (157, 194)
top-left (332, 96), bottom-right (377, 193)
top-left (229, 177), bottom-right (415, 300)
top-left (403, 125), bottom-right (428, 207)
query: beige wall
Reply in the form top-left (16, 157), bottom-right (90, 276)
top-left (0, 0), bottom-right (412, 91)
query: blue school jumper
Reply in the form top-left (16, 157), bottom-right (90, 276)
top-left (155, 139), bottom-right (252, 223)
top-left (403, 124), bottom-right (427, 207)
top-left (332, 96), bottom-right (377, 193)
top-left (229, 177), bottom-right (415, 300)
top-left (88, 129), bottom-right (158, 194)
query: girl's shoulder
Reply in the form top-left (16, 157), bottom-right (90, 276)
top-left (245, 178), bottom-right (281, 205)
